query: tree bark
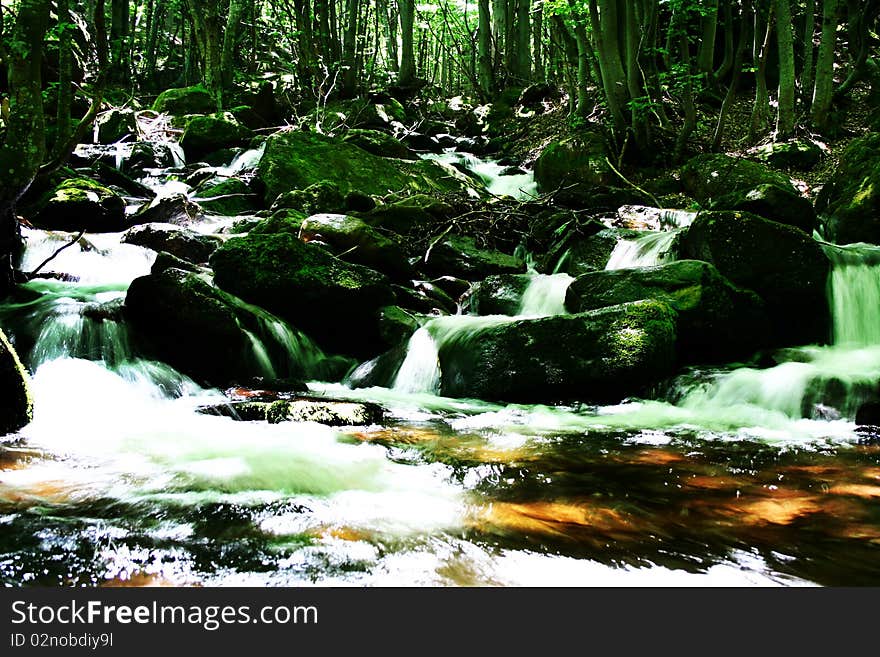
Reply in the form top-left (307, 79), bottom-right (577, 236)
top-left (810, 0), bottom-right (839, 129)
top-left (397, 0), bottom-right (416, 85)
top-left (477, 0), bottom-right (493, 95)
top-left (776, 0), bottom-right (796, 136)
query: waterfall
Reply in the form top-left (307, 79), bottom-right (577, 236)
top-left (605, 230), bottom-right (679, 270)
top-left (421, 152), bottom-right (538, 200)
top-left (517, 273), bottom-right (574, 317)
top-left (825, 243), bottom-right (880, 346)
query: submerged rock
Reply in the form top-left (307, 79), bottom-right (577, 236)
top-left (210, 233), bottom-right (395, 357)
top-left (566, 260), bottom-right (770, 363)
top-left (200, 399), bottom-right (384, 426)
top-left (680, 210), bottom-right (830, 346)
top-left (31, 178), bottom-right (126, 232)
top-left (436, 300), bottom-right (677, 403)
top-left (0, 330), bottom-right (32, 434)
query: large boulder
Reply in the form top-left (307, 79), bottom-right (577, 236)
top-left (125, 268), bottom-right (310, 385)
top-left (270, 181), bottom-right (346, 216)
top-left (533, 133), bottom-right (614, 194)
top-left (121, 223), bottom-right (223, 263)
top-left (255, 131), bottom-right (478, 205)
top-left (152, 85), bottom-right (216, 115)
top-left (209, 233), bottom-right (395, 357)
top-left (342, 129), bottom-right (416, 160)
top-left (363, 194), bottom-right (456, 234)
top-left (750, 140), bottom-right (823, 169)
top-left (420, 235), bottom-right (525, 280)
top-left (680, 153), bottom-right (797, 203)
top-left (31, 178), bottom-right (126, 232)
top-left (0, 330), bottom-right (32, 434)
top-left (816, 133), bottom-right (880, 245)
top-left (709, 183), bottom-right (816, 234)
top-left (94, 108), bottom-right (137, 144)
top-left (679, 211), bottom-right (830, 346)
top-left (467, 274), bottom-right (532, 315)
top-left (194, 178), bottom-right (259, 216)
top-left (566, 260), bottom-right (770, 363)
top-left (543, 228), bottom-right (628, 276)
top-left (299, 213), bottom-right (413, 280)
top-left (180, 115), bottom-right (254, 161)
top-left (435, 300), bottom-right (677, 403)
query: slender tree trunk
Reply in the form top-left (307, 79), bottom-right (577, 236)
top-left (221, 0), bottom-right (248, 90)
top-left (749, 3), bottom-right (775, 141)
top-left (492, 0), bottom-right (506, 78)
top-left (532, 1), bottom-right (544, 82)
top-left (109, 0), bottom-right (130, 83)
top-left (801, 0), bottom-right (815, 105)
top-left (477, 0), bottom-right (493, 95)
top-left (397, 0), bottom-right (416, 85)
top-left (811, 0), bottom-right (839, 129)
top-left (696, 0), bottom-right (718, 81)
top-left (587, 0), bottom-right (628, 137)
top-left (340, 0), bottom-right (360, 96)
top-left (776, 0), bottom-right (796, 136)
top-left (515, 0), bottom-right (530, 81)
top-left (713, 0), bottom-right (752, 151)
top-left (715, 1), bottom-right (735, 80)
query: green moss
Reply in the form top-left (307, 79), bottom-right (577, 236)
top-left (152, 85), bottom-right (217, 114)
top-left (0, 329), bottom-right (32, 433)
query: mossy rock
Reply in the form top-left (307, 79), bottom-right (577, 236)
top-left (751, 140), bottom-right (822, 169)
top-left (256, 130), bottom-right (479, 205)
top-left (467, 274), bottom-right (532, 315)
top-left (543, 228), bottom-right (630, 276)
top-left (180, 115), bottom-right (254, 161)
top-left (815, 133), bottom-right (880, 245)
top-left (249, 210), bottom-right (307, 236)
top-left (209, 233), bottom-right (396, 357)
top-left (121, 223), bottom-right (223, 263)
top-left (436, 300), bottom-right (677, 403)
top-left (202, 399), bottom-right (383, 426)
top-left (0, 329), bottom-right (32, 434)
top-left (194, 178), bottom-right (259, 216)
top-left (300, 213), bottom-right (414, 280)
top-left (363, 194), bottom-right (456, 234)
top-left (533, 133), bottom-right (614, 194)
top-left (421, 235), bottom-right (525, 280)
top-left (378, 305), bottom-right (421, 348)
top-left (342, 129), bottom-right (416, 160)
top-left (271, 181), bottom-right (346, 216)
top-left (565, 260), bottom-right (770, 363)
top-left (94, 108), bottom-right (137, 144)
top-left (709, 183), bottom-right (816, 234)
top-left (152, 86), bottom-right (217, 115)
top-left (679, 210), bottom-right (830, 346)
top-left (680, 153), bottom-right (796, 204)
top-left (32, 178), bottom-right (126, 232)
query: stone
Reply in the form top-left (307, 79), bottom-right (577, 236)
top-left (31, 178), bottom-right (126, 232)
top-left (0, 330), bottom-right (32, 434)
top-left (180, 115), bottom-right (254, 161)
top-left (121, 223), bottom-right (223, 263)
top-left (152, 85), bottom-right (217, 115)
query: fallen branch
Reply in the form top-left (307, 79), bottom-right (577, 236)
top-left (603, 157), bottom-right (664, 209)
top-left (27, 229), bottom-right (86, 279)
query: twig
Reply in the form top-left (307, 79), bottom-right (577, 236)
top-left (603, 156), bottom-right (664, 209)
top-left (27, 229), bottom-right (85, 279)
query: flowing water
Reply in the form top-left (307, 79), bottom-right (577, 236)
top-left (4, 155), bottom-right (880, 587)
top-left (422, 152), bottom-right (539, 200)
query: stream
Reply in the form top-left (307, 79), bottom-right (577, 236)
top-left (2, 147), bottom-right (880, 587)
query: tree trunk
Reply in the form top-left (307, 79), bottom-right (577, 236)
top-left (515, 0), bottom-right (530, 81)
top-left (477, 0), bottom-right (493, 95)
top-left (713, 0), bottom-right (752, 151)
top-left (54, 0), bottom-right (73, 156)
top-left (696, 0), bottom-right (718, 81)
top-left (810, 0), bottom-right (839, 130)
top-left (776, 0), bottom-right (796, 136)
top-left (801, 0), bottom-right (815, 105)
top-left (587, 0), bottom-right (628, 137)
top-left (492, 0), bottom-right (506, 77)
top-left (397, 0), bottom-right (416, 85)
top-left (532, 1), bottom-right (544, 82)
top-left (109, 0), bottom-right (130, 83)
top-left (220, 0), bottom-right (248, 90)
top-left (0, 0), bottom-right (51, 294)
top-left (749, 3), bottom-right (775, 141)
top-left (340, 0), bottom-right (360, 96)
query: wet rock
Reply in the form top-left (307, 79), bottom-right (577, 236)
top-left (378, 305), bottom-right (421, 348)
top-left (543, 228), bottom-right (625, 276)
top-left (680, 153), bottom-right (797, 204)
top-left (124, 141), bottom-right (184, 173)
top-left (430, 276), bottom-right (471, 300)
top-left (200, 399), bottom-right (384, 426)
top-left (131, 193), bottom-right (203, 226)
top-left (856, 401), bottom-right (880, 427)
top-left (615, 205), bottom-right (697, 231)
top-left (256, 131), bottom-right (478, 206)
top-left (421, 235), bottom-right (525, 280)
top-left (121, 223), bottom-right (223, 263)
top-left (210, 233), bottom-right (395, 357)
top-left (194, 178), bottom-right (259, 216)
top-left (94, 108), bottom-right (137, 144)
top-left (816, 133), bottom-right (880, 245)
top-left (299, 213), bottom-right (414, 280)
top-left (363, 194), bottom-right (456, 234)
top-left (437, 300), bottom-right (677, 403)
top-left (0, 329), bottom-right (32, 434)
top-left (152, 85), bottom-right (216, 115)
top-left (150, 251), bottom-right (210, 275)
top-left (566, 260), bottom-right (770, 363)
top-left (709, 183), bottom-right (816, 234)
top-left (412, 281), bottom-right (458, 314)
top-left (249, 210), bottom-right (306, 236)
top-left (180, 115), bottom-right (254, 162)
top-left (468, 274), bottom-right (532, 315)
top-left (31, 178), bottom-right (126, 232)
top-left (342, 129), bottom-right (417, 160)
top-left (533, 132), bottom-right (613, 194)
top-left (401, 132), bottom-right (441, 152)
top-left (680, 210), bottom-right (830, 346)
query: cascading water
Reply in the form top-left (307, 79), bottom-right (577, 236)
top-left (605, 230), bottom-right (680, 270)
top-left (421, 152), bottom-right (538, 200)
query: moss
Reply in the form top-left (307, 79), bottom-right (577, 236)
top-left (195, 178), bottom-right (258, 216)
top-left (152, 85), bottom-right (217, 114)
top-left (0, 329), bottom-right (32, 434)
top-left (680, 153), bottom-right (796, 203)
top-left (533, 133), bottom-right (613, 193)
top-left (180, 115), bottom-right (254, 161)
top-left (342, 129), bottom-right (415, 159)
top-left (33, 177), bottom-right (126, 232)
